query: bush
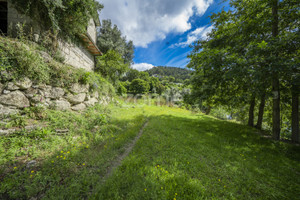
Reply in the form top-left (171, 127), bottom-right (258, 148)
top-left (0, 37), bottom-right (50, 83)
top-left (10, 0), bottom-right (103, 42)
top-left (117, 82), bottom-right (127, 96)
top-left (130, 79), bottom-right (150, 95)
top-left (0, 36), bottom-right (115, 98)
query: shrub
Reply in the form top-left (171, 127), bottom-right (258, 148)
top-left (130, 79), bottom-right (150, 95)
top-left (117, 82), bottom-right (127, 96)
top-left (0, 36), bottom-right (115, 99)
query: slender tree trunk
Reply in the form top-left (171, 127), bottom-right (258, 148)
top-left (272, 0), bottom-right (280, 140)
top-left (256, 93), bottom-right (266, 130)
top-left (272, 76), bottom-right (280, 140)
top-left (205, 105), bottom-right (211, 115)
top-left (248, 95), bottom-right (256, 127)
top-left (291, 86), bottom-right (299, 143)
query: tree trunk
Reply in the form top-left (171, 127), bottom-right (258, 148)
top-left (272, 76), bottom-right (280, 140)
top-left (272, 0), bottom-right (280, 140)
top-left (248, 96), bottom-right (256, 127)
top-left (205, 105), bottom-right (211, 115)
top-left (291, 86), bottom-right (299, 143)
top-left (256, 93), bottom-right (266, 130)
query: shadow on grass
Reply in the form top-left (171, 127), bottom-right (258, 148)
top-left (94, 114), bottom-right (300, 200)
top-left (0, 112), bottom-right (147, 200)
top-left (1, 109), bottom-right (299, 199)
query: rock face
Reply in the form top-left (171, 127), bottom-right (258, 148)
top-left (15, 77), bottom-right (32, 89)
top-left (84, 97), bottom-right (98, 107)
top-left (66, 93), bottom-right (86, 104)
top-left (0, 77), bottom-right (109, 113)
top-left (51, 99), bottom-right (71, 110)
top-left (6, 82), bottom-right (19, 90)
top-left (0, 91), bottom-right (30, 108)
top-left (25, 88), bottom-right (38, 98)
top-left (0, 104), bottom-right (19, 117)
top-left (31, 94), bottom-right (45, 104)
top-left (40, 85), bottom-right (52, 98)
top-left (70, 83), bottom-right (89, 93)
top-left (71, 103), bottom-right (86, 111)
top-left (50, 87), bottom-right (65, 99)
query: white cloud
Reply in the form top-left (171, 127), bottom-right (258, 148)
top-left (131, 63), bottom-right (155, 71)
top-left (99, 0), bottom-right (213, 47)
top-left (171, 25), bottom-right (214, 48)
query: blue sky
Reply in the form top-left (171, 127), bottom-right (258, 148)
top-left (99, 0), bottom-right (230, 70)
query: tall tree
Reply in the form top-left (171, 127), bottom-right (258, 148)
top-left (271, 0), bottom-right (280, 140)
top-left (97, 19), bottom-right (134, 64)
top-left (188, 0), bottom-right (299, 140)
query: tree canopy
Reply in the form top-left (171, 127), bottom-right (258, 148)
top-left (97, 19), bottom-right (134, 65)
top-left (188, 0), bottom-right (299, 141)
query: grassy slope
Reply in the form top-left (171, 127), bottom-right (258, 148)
top-left (0, 105), bottom-right (148, 199)
top-left (95, 105), bottom-right (300, 200)
top-left (1, 104), bottom-right (299, 199)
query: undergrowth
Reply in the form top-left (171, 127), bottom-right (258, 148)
top-left (0, 36), bottom-right (115, 97)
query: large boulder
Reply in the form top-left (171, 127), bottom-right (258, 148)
top-left (0, 91), bottom-right (30, 108)
top-left (71, 103), bottom-right (86, 111)
top-left (15, 77), bottom-right (32, 89)
top-left (84, 97), bottom-right (98, 107)
top-left (25, 88), bottom-right (38, 98)
top-left (40, 85), bottom-right (52, 98)
top-left (51, 99), bottom-right (71, 110)
top-left (0, 104), bottom-right (19, 117)
top-left (6, 82), bottom-right (20, 91)
top-left (66, 93), bottom-right (86, 104)
top-left (31, 94), bottom-right (46, 104)
top-left (70, 83), bottom-right (89, 94)
top-left (50, 87), bottom-right (65, 99)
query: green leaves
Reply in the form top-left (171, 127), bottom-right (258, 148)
top-left (97, 20), bottom-right (135, 65)
top-left (96, 50), bottom-right (130, 85)
top-left (10, 0), bottom-right (103, 41)
top-left (130, 79), bottom-right (150, 95)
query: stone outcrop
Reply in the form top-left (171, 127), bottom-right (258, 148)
top-left (70, 83), bottom-right (89, 93)
top-left (0, 91), bottom-right (30, 108)
top-left (6, 82), bottom-right (19, 90)
top-left (49, 87), bottom-right (65, 99)
top-left (0, 77), bottom-right (111, 118)
top-left (71, 103), bottom-right (86, 111)
top-left (51, 99), bottom-right (71, 111)
top-left (66, 93), bottom-right (86, 104)
top-left (15, 77), bottom-right (32, 89)
top-left (84, 98), bottom-right (98, 107)
top-left (0, 104), bottom-right (19, 116)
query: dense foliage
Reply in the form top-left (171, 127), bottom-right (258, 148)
top-left (97, 19), bottom-right (134, 65)
top-left (95, 50), bottom-right (129, 85)
top-left (10, 0), bottom-right (103, 43)
top-left (188, 0), bottom-right (299, 141)
top-left (0, 37), bottom-right (114, 96)
top-left (146, 66), bottom-right (191, 83)
top-left (130, 79), bottom-right (150, 95)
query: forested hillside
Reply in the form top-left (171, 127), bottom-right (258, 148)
top-left (146, 66), bottom-right (191, 83)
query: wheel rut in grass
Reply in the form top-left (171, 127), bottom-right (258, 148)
top-left (103, 119), bottom-right (149, 180)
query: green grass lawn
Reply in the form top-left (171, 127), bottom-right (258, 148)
top-left (1, 103), bottom-right (299, 199)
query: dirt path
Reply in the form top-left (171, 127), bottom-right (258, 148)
top-left (102, 120), bottom-right (149, 180)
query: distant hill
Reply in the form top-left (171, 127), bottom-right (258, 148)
top-left (146, 66), bottom-right (191, 83)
